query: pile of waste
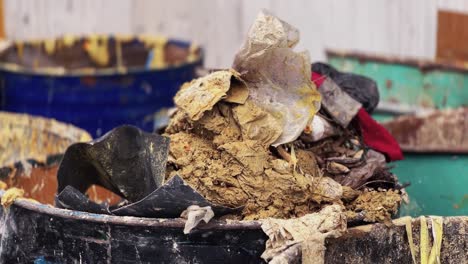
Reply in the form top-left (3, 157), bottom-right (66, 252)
top-left (164, 11), bottom-right (403, 223)
top-left (0, 11), bottom-right (407, 264)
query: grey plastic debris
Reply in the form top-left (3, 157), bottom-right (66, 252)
top-left (319, 78), bottom-right (362, 128)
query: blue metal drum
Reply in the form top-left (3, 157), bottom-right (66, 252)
top-left (0, 37), bottom-right (203, 137)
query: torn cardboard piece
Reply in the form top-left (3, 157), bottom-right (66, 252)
top-left (233, 10), bottom-right (321, 146)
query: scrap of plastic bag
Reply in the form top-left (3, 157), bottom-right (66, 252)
top-left (233, 10), bottom-right (321, 146)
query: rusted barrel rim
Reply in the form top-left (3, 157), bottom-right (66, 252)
top-left (0, 36), bottom-right (204, 77)
top-left (326, 49), bottom-right (468, 74)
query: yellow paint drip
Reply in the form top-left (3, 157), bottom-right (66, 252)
top-left (115, 34), bottom-right (134, 43)
top-left (115, 39), bottom-right (124, 71)
top-left (187, 43), bottom-right (199, 62)
top-left (15, 42), bottom-right (24, 60)
top-left (62, 34), bottom-right (77, 47)
top-left (44, 39), bottom-right (56, 55)
top-left (84, 35), bottom-right (110, 67)
top-left (1, 187), bottom-right (24, 207)
top-left (138, 35), bottom-right (168, 68)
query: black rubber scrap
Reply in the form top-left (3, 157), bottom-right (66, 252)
top-left (55, 185), bottom-right (111, 215)
top-left (57, 125), bottom-right (170, 203)
top-left (112, 175), bottom-right (243, 218)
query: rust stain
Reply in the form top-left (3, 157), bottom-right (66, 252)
top-left (1, 165), bottom-right (121, 206)
top-left (385, 79), bottom-right (393, 90)
top-left (383, 107), bottom-right (468, 152)
top-left (80, 76), bottom-right (97, 87)
top-left (326, 49), bottom-right (468, 74)
top-left (453, 194), bottom-right (468, 210)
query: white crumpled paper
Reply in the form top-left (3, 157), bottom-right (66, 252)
top-left (233, 10), bottom-right (321, 146)
top-left (180, 205), bottom-right (215, 234)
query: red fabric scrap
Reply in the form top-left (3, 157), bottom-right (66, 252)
top-left (311, 72), bottom-right (403, 161)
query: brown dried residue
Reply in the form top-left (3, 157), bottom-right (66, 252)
top-left (1, 165), bottom-right (121, 206)
top-left (166, 71), bottom-right (342, 219)
top-left (167, 106), bottom-right (340, 219)
top-left (346, 189), bottom-right (402, 225)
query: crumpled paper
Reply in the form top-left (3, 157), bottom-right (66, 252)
top-left (261, 204), bottom-right (346, 264)
top-left (233, 10), bottom-right (321, 146)
top-left (174, 69), bottom-right (247, 121)
top-left (180, 205), bottom-right (215, 234)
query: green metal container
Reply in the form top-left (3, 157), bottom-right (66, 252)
top-left (327, 50), bottom-right (468, 122)
top-left (392, 153), bottom-right (467, 217)
top-left (327, 51), bottom-right (467, 217)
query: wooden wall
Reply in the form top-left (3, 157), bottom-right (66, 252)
top-left (4, 0), bottom-right (468, 68)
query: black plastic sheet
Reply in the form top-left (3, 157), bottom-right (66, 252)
top-left (57, 125), bottom-right (170, 203)
top-left (56, 186), bottom-right (111, 215)
top-left (113, 175), bottom-right (242, 218)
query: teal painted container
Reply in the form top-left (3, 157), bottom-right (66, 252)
top-left (327, 50), bottom-right (468, 122)
top-left (392, 153), bottom-right (467, 217)
top-left (327, 50), bottom-right (467, 217)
